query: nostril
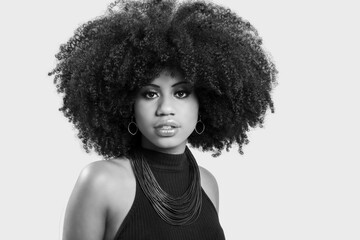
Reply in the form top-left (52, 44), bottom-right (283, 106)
top-left (156, 101), bottom-right (175, 116)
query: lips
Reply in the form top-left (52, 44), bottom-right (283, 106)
top-left (154, 119), bottom-right (180, 129)
top-left (154, 119), bottom-right (180, 137)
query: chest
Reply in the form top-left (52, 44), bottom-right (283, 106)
top-left (113, 182), bottom-right (226, 240)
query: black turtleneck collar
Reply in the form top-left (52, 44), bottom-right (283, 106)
top-left (140, 147), bottom-right (188, 172)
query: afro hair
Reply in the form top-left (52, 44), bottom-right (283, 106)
top-left (49, 0), bottom-right (277, 158)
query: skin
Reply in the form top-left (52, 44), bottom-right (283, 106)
top-left (62, 69), bottom-right (220, 240)
top-left (134, 69), bottom-right (199, 154)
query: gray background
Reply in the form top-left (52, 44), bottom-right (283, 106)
top-left (1, 0), bottom-right (359, 239)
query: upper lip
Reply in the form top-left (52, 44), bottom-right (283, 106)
top-left (154, 119), bottom-right (180, 128)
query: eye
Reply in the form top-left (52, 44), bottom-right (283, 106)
top-left (174, 90), bottom-right (190, 99)
top-left (142, 91), bottom-right (159, 99)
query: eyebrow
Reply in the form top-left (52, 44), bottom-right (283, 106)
top-left (143, 81), bottom-right (191, 88)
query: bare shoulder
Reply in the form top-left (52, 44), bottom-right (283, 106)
top-left (85, 157), bottom-right (133, 181)
top-left (63, 157), bottom-right (135, 240)
top-left (76, 157), bottom-right (136, 217)
top-left (199, 166), bottom-right (220, 213)
top-left (76, 157), bottom-right (133, 194)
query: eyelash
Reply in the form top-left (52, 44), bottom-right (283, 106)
top-left (174, 90), bottom-right (191, 98)
top-left (142, 91), bottom-right (158, 99)
top-left (141, 90), bottom-right (191, 99)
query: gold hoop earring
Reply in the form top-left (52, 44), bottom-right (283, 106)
top-left (128, 117), bottom-right (138, 135)
top-left (195, 117), bottom-right (205, 135)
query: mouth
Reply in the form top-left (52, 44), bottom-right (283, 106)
top-left (156, 125), bottom-right (176, 130)
top-left (154, 119), bottom-right (180, 129)
top-left (154, 120), bottom-right (180, 137)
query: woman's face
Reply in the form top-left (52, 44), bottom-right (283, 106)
top-left (134, 69), bottom-right (199, 154)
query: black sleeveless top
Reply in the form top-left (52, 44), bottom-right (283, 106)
top-left (114, 148), bottom-right (226, 240)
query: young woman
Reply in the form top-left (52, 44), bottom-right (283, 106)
top-left (49, 0), bottom-right (277, 239)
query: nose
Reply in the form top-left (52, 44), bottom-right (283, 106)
top-left (156, 95), bottom-right (175, 116)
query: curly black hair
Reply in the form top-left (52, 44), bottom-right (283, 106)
top-left (49, 0), bottom-right (277, 158)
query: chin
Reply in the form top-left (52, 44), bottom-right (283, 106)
top-left (155, 139), bottom-right (185, 149)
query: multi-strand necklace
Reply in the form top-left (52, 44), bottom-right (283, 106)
top-left (130, 147), bottom-right (202, 226)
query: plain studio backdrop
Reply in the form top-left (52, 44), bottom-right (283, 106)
top-left (0, 0), bottom-right (359, 239)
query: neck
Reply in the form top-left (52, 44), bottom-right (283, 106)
top-left (141, 138), bottom-right (187, 154)
top-left (140, 146), bottom-right (188, 171)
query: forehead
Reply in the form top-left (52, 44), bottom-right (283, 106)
top-left (150, 69), bottom-right (185, 86)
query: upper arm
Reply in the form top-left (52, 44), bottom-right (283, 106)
top-left (62, 162), bottom-right (109, 240)
top-left (199, 166), bottom-right (220, 213)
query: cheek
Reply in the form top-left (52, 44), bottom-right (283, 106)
top-left (134, 101), bottom-right (149, 126)
top-left (187, 99), bottom-right (199, 125)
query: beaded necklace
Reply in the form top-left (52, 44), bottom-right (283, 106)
top-left (130, 147), bottom-right (202, 226)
